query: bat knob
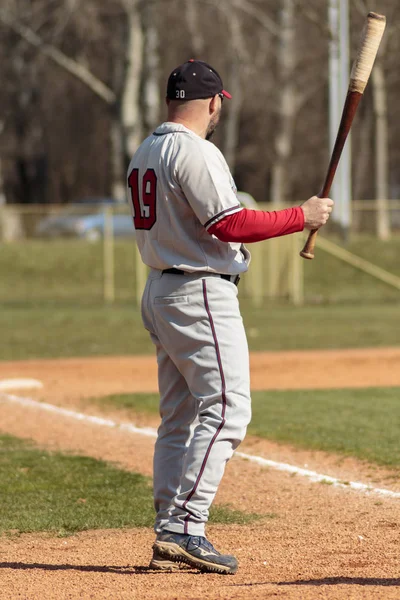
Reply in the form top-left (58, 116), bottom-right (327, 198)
top-left (299, 250), bottom-right (314, 260)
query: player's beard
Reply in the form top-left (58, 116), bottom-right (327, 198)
top-left (205, 108), bottom-right (221, 141)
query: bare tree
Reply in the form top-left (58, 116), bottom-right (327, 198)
top-left (218, 1), bottom-right (249, 172)
top-left (0, 1), bottom-right (117, 202)
top-left (184, 0), bottom-right (206, 57)
top-left (0, 0), bottom-right (398, 224)
top-left (141, 0), bottom-right (160, 134)
top-left (0, 4), bottom-right (116, 104)
top-left (353, 0), bottom-right (400, 238)
top-left (270, 0), bottom-right (297, 204)
top-left (372, 57), bottom-right (390, 239)
top-left (0, 0), bottom-right (149, 201)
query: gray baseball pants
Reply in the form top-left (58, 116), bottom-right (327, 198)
top-left (141, 269), bottom-right (251, 536)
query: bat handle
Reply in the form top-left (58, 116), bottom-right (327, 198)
top-left (299, 228), bottom-right (318, 260)
top-left (299, 188), bottom-right (328, 260)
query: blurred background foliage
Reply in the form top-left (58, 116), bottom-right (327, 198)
top-left (0, 0), bottom-right (399, 208)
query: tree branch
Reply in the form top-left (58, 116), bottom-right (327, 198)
top-left (146, 0), bottom-right (280, 37)
top-left (296, 4), bottom-right (332, 38)
top-left (0, 7), bottom-right (116, 105)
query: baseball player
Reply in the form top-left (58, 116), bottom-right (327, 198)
top-left (127, 59), bottom-right (333, 575)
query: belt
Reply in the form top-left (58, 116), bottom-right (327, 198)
top-left (162, 268), bottom-right (240, 286)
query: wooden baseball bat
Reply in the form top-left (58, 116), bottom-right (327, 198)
top-left (300, 11), bottom-right (386, 260)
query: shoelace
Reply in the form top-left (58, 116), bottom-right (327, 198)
top-left (190, 536), bottom-right (219, 555)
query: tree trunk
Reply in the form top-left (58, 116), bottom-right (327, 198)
top-left (0, 155), bottom-right (5, 207)
top-left (121, 4), bottom-right (144, 160)
top-left (270, 0), bottom-right (297, 204)
top-left (0, 157), bottom-right (25, 240)
top-left (141, 2), bottom-right (160, 134)
top-left (352, 103), bottom-right (373, 232)
top-left (109, 1), bottom-right (144, 199)
top-left (184, 0), bottom-right (205, 56)
top-left (221, 9), bottom-right (244, 173)
top-left (372, 60), bottom-right (390, 240)
top-left (223, 58), bottom-right (242, 173)
top-left (110, 112), bottom-right (126, 201)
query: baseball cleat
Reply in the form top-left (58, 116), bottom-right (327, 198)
top-left (149, 546), bottom-right (183, 571)
top-left (153, 531), bottom-right (238, 574)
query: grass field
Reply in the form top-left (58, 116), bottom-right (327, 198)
top-left (89, 389), bottom-right (400, 469)
top-left (2, 302), bottom-right (400, 360)
top-left (2, 236), bottom-right (399, 538)
top-left (0, 239), bottom-right (137, 305)
top-left (0, 434), bottom-right (263, 535)
top-left (1, 235), bottom-right (400, 360)
top-left (302, 233), bottom-right (400, 304)
top-left (2, 235), bottom-right (400, 305)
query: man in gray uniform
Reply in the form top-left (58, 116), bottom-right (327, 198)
top-left (127, 60), bottom-right (333, 575)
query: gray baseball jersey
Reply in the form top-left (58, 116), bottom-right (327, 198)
top-left (127, 122), bottom-right (250, 274)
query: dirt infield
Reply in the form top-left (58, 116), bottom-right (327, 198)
top-left (0, 348), bottom-right (400, 599)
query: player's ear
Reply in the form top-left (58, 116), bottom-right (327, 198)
top-left (209, 94), bottom-right (219, 114)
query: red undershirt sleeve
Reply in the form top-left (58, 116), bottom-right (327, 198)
top-left (207, 206), bottom-right (305, 243)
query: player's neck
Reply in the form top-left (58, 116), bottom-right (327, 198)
top-left (167, 116), bottom-right (208, 139)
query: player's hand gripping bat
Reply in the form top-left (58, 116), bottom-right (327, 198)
top-left (300, 12), bottom-right (386, 260)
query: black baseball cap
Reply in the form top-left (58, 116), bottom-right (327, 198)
top-left (167, 59), bottom-right (232, 101)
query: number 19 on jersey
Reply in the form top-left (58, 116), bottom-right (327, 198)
top-left (128, 168), bottom-right (157, 230)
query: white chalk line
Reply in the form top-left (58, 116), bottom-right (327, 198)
top-left (1, 392), bottom-right (400, 500)
top-left (0, 378), bottom-right (43, 391)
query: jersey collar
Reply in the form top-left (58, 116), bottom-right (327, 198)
top-left (153, 122), bottom-right (199, 137)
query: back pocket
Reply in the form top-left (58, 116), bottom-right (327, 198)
top-left (154, 295), bottom-right (189, 305)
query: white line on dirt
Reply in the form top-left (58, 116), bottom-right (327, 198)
top-left (0, 378), bottom-right (43, 391)
top-left (2, 392), bottom-right (400, 499)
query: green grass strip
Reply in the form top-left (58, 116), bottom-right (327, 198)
top-left (2, 302), bottom-right (400, 360)
top-left (0, 434), bottom-right (263, 535)
top-left (250, 387), bottom-right (400, 468)
top-left (2, 235), bottom-right (400, 306)
top-left (93, 393), bottom-right (159, 416)
top-left (241, 303), bottom-right (400, 352)
top-left (0, 304), bottom-right (153, 360)
top-left (2, 235), bottom-right (400, 359)
top-left (90, 388), bottom-right (400, 468)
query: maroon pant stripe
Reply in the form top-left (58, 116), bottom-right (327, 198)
top-left (182, 279), bottom-right (227, 534)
